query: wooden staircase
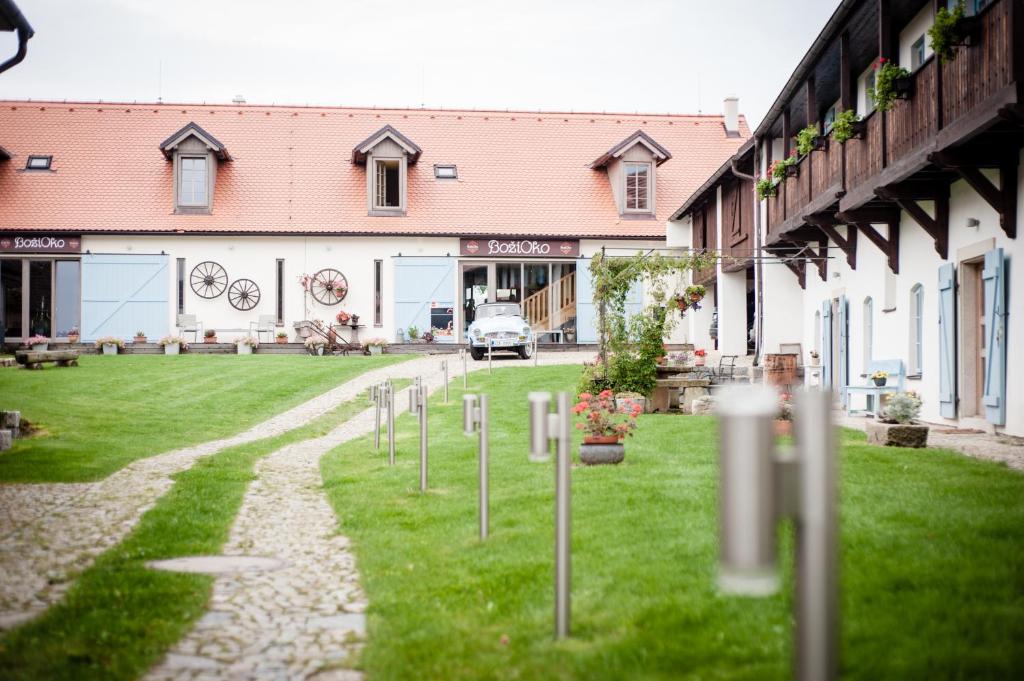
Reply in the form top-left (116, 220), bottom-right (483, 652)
top-left (522, 271), bottom-right (576, 332)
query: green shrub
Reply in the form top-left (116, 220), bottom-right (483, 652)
top-left (830, 109), bottom-right (861, 144)
top-left (796, 124), bottom-right (820, 156)
top-left (929, 0), bottom-right (966, 64)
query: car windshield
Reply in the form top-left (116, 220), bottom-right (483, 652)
top-left (475, 304), bottom-right (521, 319)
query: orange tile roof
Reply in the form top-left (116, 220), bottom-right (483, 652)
top-left (0, 101), bottom-right (749, 238)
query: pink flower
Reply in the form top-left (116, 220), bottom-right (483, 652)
top-left (575, 423), bottom-right (585, 430)
top-left (599, 389), bottom-right (614, 399)
top-left (579, 392), bottom-right (593, 401)
top-left (572, 402), bottom-right (588, 414)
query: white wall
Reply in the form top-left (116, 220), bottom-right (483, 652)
top-left (899, 3), bottom-right (934, 68)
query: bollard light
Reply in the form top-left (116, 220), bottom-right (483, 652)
top-left (463, 394), bottom-right (479, 436)
top-left (461, 348), bottom-right (468, 389)
top-left (716, 386), bottom-right (780, 596)
top-left (528, 392), bottom-right (551, 462)
top-left (418, 383), bottom-right (428, 493)
top-left (387, 380), bottom-right (396, 466)
top-left (373, 382), bottom-right (383, 451)
top-left (408, 382), bottom-right (420, 415)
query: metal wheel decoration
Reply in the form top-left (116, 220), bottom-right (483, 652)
top-left (227, 278), bottom-right (261, 311)
top-left (190, 261), bottom-right (228, 299)
top-left (309, 268), bottom-right (349, 306)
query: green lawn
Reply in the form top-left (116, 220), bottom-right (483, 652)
top-left (322, 365), bottom-right (1024, 681)
top-left (0, 385), bottom-right (408, 681)
top-left (0, 354), bottom-right (407, 482)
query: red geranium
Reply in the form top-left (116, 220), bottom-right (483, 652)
top-left (573, 391), bottom-right (641, 440)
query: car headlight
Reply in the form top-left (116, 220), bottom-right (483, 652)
top-left (522, 326), bottom-right (530, 335)
top-left (472, 328), bottom-right (482, 338)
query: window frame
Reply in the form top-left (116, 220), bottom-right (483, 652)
top-left (176, 258), bottom-right (186, 315)
top-left (911, 35), bottom-right (927, 70)
top-left (177, 155), bottom-right (210, 208)
top-left (276, 259), bottom-right (285, 325)
top-left (623, 161), bottom-right (652, 213)
top-left (25, 155), bottom-right (52, 171)
top-left (434, 164), bottom-right (457, 179)
top-left (374, 259), bottom-right (383, 327)
top-left (373, 158), bottom-right (403, 211)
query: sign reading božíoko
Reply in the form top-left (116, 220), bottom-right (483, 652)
top-left (0, 235), bottom-right (82, 253)
top-left (460, 238), bottom-right (579, 258)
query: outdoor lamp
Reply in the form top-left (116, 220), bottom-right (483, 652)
top-left (528, 391), bottom-right (551, 462)
top-left (463, 394), bottom-right (478, 435)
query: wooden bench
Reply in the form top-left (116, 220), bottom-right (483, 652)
top-left (844, 359), bottom-right (904, 416)
top-left (15, 350), bottom-right (80, 370)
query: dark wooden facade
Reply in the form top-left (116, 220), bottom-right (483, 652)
top-left (691, 200), bottom-right (718, 285)
top-left (720, 176), bottom-right (755, 271)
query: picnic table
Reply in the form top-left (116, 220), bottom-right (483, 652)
top-left (651, 363), bottom-right (709, 413)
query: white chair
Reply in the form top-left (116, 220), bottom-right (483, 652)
top-left (250, 315), bottom-right (277, 343)
top-left (177, 314), bottom-right (203, 342)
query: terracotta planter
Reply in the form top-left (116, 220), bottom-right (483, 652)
top-left (134, 336), bottom-right (147, 344)
top-left (205, 336), bottom-right (218, 343)
top-left (276, 336), bottom-right (288, 344)
top-left (583, 435), bottom-right (620, 445)
top-left (67, 335), bottom-right (80, 344)
top-left (774, 420), bottom-right (793, 437)
top-left (689, 293), bottom-right (703, 303)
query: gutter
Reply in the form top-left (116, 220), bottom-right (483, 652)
top-left (0, 0), bottom-right (34, 75)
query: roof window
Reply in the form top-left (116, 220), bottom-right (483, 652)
top-left (434, 164), bottom-right (457, 179)
top-left (25, 155), bottom-right (51, 170)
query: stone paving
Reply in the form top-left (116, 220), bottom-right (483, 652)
top-left (0, 350), bottom-right (590, 639)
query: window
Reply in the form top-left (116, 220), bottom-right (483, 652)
top-left (276, 259), bottom-right (285, 325)
top-left (911, 36), bottom-right (926, 70)
top-left (374, 259), bottom-right (383, 326)
top-left (910, 284), bottom-right (924, 375)
top-left (624, 162), bottom-right (650, 211)
top-left (374, 159), bottom-right (401, 209)
top-left (178, 157), bottom-right (208, 206)
top-left (863, 297), bottom-right (873, 368)
top-left (823, 106), bottom-right (837, 133)
top-left (434, 164), bottom-right (457, 179)
top-left (25, 155), bottom-right (51, 170)
top-left (176, 258), bottom-right (186, 315)
top-left (865, 69), bottom-right (877, 111)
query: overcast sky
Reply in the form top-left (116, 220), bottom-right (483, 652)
top-left (1, 0), bottom-right (839, 129)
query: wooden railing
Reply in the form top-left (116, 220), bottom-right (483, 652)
top-left (763, 0), bottom-right (1014, 242)
top-left (523, 271), bottom-right (576, 331)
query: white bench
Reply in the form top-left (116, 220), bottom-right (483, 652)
top-left (845, 359), bottom-right (905, 416)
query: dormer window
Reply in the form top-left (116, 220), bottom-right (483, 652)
top-left (352, 125), bottom-right (421, 217)
top-left (590, 130), bottom-right (669, 218)
top-left (159, 122), bottom-right (231, 214)
top-left (624, 162), bottom-right (650, 211)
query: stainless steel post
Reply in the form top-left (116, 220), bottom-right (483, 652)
top-left (419, 384), bottom-right (428, 492)
top-left (387, 380), bottom-right (395, 466)
top-left (479, 394), bottom-right (489, 539)
top-left (461, 348), bottom-right (468, 389)
top-left (794, 390), bottom-right (839, 681)
top-left (442, 360), bottom-right (449, 403)
top-left (553, 391), bottom-right (571, 640)
top-left (487, 341), bottom-right (493, 374)
top-left (373, 383), bottom-right (381, 451)
top-left (533, 335), bottom-right (539, 367)
top-left (527, 392), bottom-right (551, 462)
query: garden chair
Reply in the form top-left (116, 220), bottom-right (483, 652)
top-left (249, 315), bottom-right (276, 343)
top-left (709, 355), bottom-right (739, 383)
top-left (176, 314), bottom-right (203, 343)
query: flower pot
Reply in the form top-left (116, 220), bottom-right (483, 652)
top-left (689, 293), bottom-right (703, 303)
top-left (579, 440), bottom-right (625, 465)
top-left (30, 343), bottom-right (47, 352)
top-left (67, 335), bottom-right (80, 344)
top-left (164, 343), bottom-right (180, 356)
top-left (350, 314), bottom-right (360, 325)
top-left (276, 336), bottom-right (287, 344)
top-left (809, 355), bottom-right (820, 367)
top-left (205, 337), bottom-right (218, 344)
top-left (812, 135), bottom-right (829, 151)
top-left (695, 356), bottom-right (705, 367)
top-left (873, 377), bottom-right (888, 387)
top-left (894, 76), bottom-right (913, 99)
top-left (102, 343), bottom-right (118, 356)
top-left (774, 420), bottom-right (793, 437)
top-left (237, 343), bottom-right (253, 355)
top-left (369, 345), bottom-right (382, 355)
top-left (784, 164), bottom-right (799, 178)
top-left (134, 336), bottom-right (147, 344)
top-left (866, 420), bottom-right (929, 448)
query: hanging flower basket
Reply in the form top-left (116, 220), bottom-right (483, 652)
top-left (685, 285), bottom-right (706, 303)
top-left (674, 295), bottom-right (689, 312)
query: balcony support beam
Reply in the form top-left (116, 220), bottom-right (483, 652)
top-left (931, 151), bottom-right (1018, 239)
top-left (876, 185), bottom-right (949, 258)
top-left (808, 217), bottom-right (858, 270)
top-left (838, 207), bottom-right (900, 274)
top-left (769, 242), bottom-right (808, 290)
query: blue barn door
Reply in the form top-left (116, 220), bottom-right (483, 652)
top-left (393, 257), bottom-right (456, 343)
top-left (982, 249), bottom-right (1007, 425)
top-left (937, 263), bottom-right (957, 418)
top-left (81, 254), bottom-right (169, 342)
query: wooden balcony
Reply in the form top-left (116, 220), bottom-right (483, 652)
top-left (766, 0), bottom-right (1020, 245)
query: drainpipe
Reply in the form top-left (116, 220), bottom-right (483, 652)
top-left (752, 136), bottom-right (764, 367)
top-left (0, 0), bottom-right (34, 75)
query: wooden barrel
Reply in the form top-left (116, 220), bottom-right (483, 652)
top-left (764, 353), bottom-right (797, 387)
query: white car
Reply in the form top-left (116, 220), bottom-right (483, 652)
top-left (466, 302), bottom-right (534, 360)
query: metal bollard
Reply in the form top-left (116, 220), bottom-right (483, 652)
top-left (487, 341), bottom-right (493, 374)
top-left (533, 335), bottom-right (539, 367)
top-left (527, 391), bottom-right (573, 639)
top-left (461, 348), bottom-right (468, 389)
top-left (387, 380), bottom-right (396, 466)
top-left (372, 383), bottom-right (382, 451)
top-left (715, 387), bottom-right (839, 681)
top-left (463, 393), bottom-right (489, 539)
top-left (418, 383), bottom-right (428, 493)
top-left (442, 360), bottom-right (449, 404)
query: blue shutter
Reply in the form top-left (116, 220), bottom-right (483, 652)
top-left (937, 263), bottom-right (957, 418)
top-left (624, 279), bottom-right (644, 319)
top-left (838, 295), bottom-right (849, 406)
top-left (393, 257), bottom-right (456, 344)
top-left (982, 249), bottom-right (1007, 425)
top-left (821, 300), bottom-right (833, 389)
top-left (575, 258), bottom-right (597, 343)
top-left (81, 254), bottom-right (169, 342)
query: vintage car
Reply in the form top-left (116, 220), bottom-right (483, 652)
top-left (466, 302), bottom-right (534, 360)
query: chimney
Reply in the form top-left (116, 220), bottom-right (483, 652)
top-left (232, 94), bottom-right (246, 104)
top-left (723, 96), bottom-right (740, 137)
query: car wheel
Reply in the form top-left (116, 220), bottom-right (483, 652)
top-left (518, 343), bottom-right (533, 360)
top-left (470, 346), bottom-right (485, 361)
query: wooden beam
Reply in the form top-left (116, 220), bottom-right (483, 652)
top-left (815, 235), bottom-right (828, 281)
top-left (856, 221), bottom-right (900, 274)
top-left (836, 207), bottom-right (901, 225)
top-left (781, 258), bottom-right (807, 289)
top-left (875, 185), bottom-right (950, 258)
top-left (932, 151), bottom-right (1018, 238)
top-left (817, 223), bottom-right (858, 269)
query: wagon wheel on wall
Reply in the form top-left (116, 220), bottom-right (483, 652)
top-left (190, 261), bottom-right (228, 299)
top-left (227, 279), bottom-right (261, 311)
top-left (309, 268), bottom-right (349, 306)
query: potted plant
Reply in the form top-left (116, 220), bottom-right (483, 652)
top-left (694, 348), bottom-right (707, 367)
top-left (755, 176), bottom-right (777, 200)
top-left (304, 337), bottom-right (327, 356)
top-left (929, 0), bottom-right (975, 64)
top-left (335, 310), bottom-right (351, 325)
top-left (159, 335), bottom-right (189, 355)
top-left (236, 335), bottom-right (259, 355)
top-left (94, 336), bottom-right (124, 355)
top-left (674, 294), bottom-right (690, 312)
top-left (867, 391), bottom-right (928, 448)
top-left (423, 331), bottom-right (436, 344)
top-left (350, 313), bottom-right (360, 326)
top-left (868, 57), bottom-right (911, 112)
top-left (67, 327), bottom-right (80, 344)
top-left (775, 393), bottom-right (794, 437)
top-left (667, 350), bottom-right (691, 366)
top-left (204, 329), bottom-right (218, 343)
top-left (830, 109), bottom-right (863, 144)
top-left (133, 330), bottom-right (147, 343)
top-left (871, 370), bottom-right (889, 387)
top-left (25, 335), bottom-right (49, 352)
top-left (573, 389), bottom-right (641, 465)
top-left (407, 325), bottom-right (421, 342)
top-left (796, 124), bottom-right (826, 155)
top-left (364, 337), bottom-right (389, 355)
top-left (564, 326), bottom-right (577, 343)
top-left (809, 350), bottom-right (821, 366)
top-left (685, 285), bottom-right (706, 309)
top-left (771, 154), bottom-right (799, 180)
top-left (275, 330), bottom-right (289, 344)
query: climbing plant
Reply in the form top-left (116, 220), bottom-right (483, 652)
top-left (586, 250), bottom-right (717, 396)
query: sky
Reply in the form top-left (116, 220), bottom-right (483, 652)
top-left (0, 0), bottom-right (840, 130)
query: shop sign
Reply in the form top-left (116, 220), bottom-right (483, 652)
top-left (460, 238), bottom-right (579, 258)
top-left (0, 234), bottom-right (82, 253)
